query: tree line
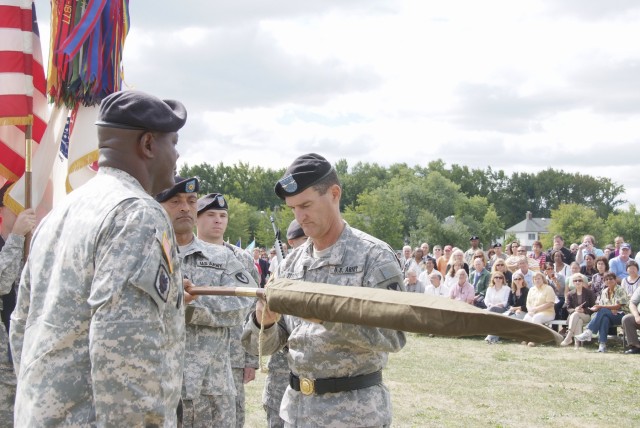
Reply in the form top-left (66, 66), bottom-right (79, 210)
top-left (180, 159), bottom-right (634, 251)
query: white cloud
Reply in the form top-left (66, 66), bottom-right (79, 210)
top-left (32, 0), bottom-right (640, 208)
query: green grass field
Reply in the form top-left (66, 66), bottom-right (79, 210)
top-left (243, 333), bottom-right (639, 427)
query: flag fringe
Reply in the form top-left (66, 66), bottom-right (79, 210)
top-left (0, 116), bottom-right (33, 126)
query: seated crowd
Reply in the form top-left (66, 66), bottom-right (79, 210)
top-left (399, 234), bottom-right (640, 354)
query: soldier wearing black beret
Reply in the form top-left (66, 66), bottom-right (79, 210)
top-left (155, 177), bottom-right (199, 203)
top-left (10, 90), bottom-right (189, 426)
top-left (244, 153), bottom-right (406, 427)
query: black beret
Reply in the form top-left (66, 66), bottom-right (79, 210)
top-left (0, 181), bottom-right (12, 207)
top-left (492, 243), bottom-right (502, 248)
top-left (275, 153), bottom-right (334, 199)
top-left (197, 193), bottom-right (228, 214)
top-left (95, 90), bottom-right (187, 133)
top-left (155, 176), bottom-right (199, 202)
top-left (470, 235), bottom-right (480, 241)
top-left (286, 219), bottom-right (305, 240)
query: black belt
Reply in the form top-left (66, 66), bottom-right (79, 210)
top-left (289, 371), bottom-right (382, 395)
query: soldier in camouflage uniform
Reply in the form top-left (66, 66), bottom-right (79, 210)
top-left (243, 153), bottom-right (406, 428)
top-left (196, 193), bottom-right (259, 427)
top-left (0, 185), bottom-right (35, 428)
top-left (156, 178), bottom-right (257, 428)
top-left (262, 219), bottom-right (307, 428)
top-left (9, 90), bottom-right (189, 426)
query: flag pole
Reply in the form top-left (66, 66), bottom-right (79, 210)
top-left (23, 123), bottom-right (33, 259)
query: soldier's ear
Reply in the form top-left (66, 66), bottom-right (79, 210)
top-left (329, 184), bottom-right (341, 202)
top-left (138, 131), bottom-right (155, 159)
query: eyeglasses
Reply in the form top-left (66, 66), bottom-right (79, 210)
top-left (517, 250), bottom-right (526, 253)
top-left (573, 279), bottom-right (583, 283)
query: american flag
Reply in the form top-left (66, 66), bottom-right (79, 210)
top-left (0, 0), bottom-right (48, 182)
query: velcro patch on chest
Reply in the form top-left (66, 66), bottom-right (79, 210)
top-left (155, 265), bottom-right (170, 302)
top-left (331, 265), bottom-right (364, 274)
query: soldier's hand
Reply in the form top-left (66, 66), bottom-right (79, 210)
top-left (243, 367), bottom-right (256, 384)
top-left (183, 278), bottom-right (199, 304)
top-left (255, 298), bottom-right (279, 327)
top-left (12, 208), bottom-right (36, 236)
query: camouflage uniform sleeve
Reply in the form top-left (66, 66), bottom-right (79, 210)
top-left (88, 202), bottom-right (182, 426)
top-left (9, 260), bottom-right (30, 374)
top-left (0, 233), bottom-right (25, 295)
top-left (186, 257), bottom-right (257, 328)
top-left (241, 314), bottom-right (289, 357)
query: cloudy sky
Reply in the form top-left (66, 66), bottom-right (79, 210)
top-left (34, 0), bottom-right (640, 207)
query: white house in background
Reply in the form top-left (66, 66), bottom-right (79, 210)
top-left (505, 211), bottom-right (551, 249)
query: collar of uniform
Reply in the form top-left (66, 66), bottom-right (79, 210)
top-left (306, 222), bottom-right (352, 269)
top-left (179, 235), bottom-right (209, 258)
top-left (98, 167), bottom-right (151, 199)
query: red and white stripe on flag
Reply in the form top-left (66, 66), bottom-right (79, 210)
top-left (0, 0), bottom-right (48, 181)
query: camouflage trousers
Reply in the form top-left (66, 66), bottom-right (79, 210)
top-left (264, 404), bottom-right (284, 428)
top-left (0, 326), bottom-right (15, 428)
top-left (179, 394), bottom-right (236, 428)
top-left (231, 368), bottom-right (246, 427)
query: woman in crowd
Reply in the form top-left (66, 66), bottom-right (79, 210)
top-left (491, 259), bottom-right (512, 287)
top-left (523, 271), bottom-right (556, 346)
top-left (444, 260), bottom-right (465, 291)
top-left (485, 271), bottom-right (510, 313)
top-left (485, 272), bottom-right (529, 344)
top-left (552, 250), bottom-right (572, 280)
top-left (580, 253), bottom-right (598, 283)
top-left (561, 273), bottom-right (596, 348)
top-left (445, 249), bottom-right (469, 275)
top-left (590, 256), bottom-right (609, 303)
top-left (529, 240), bottom-right (547, 269)
top-left (621, 260), bottom-right (640, 296)
top-left (543, 261), bottom-right (566, 324)
top-left (574, 272), bottom-right (629, 352)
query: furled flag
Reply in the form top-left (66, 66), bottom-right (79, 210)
top-left (0, 0), bottom-right (48, 182)
top-left (236, 238), bottom-right (242, 248)
top-left (0, 0), bottom-right (64, 216)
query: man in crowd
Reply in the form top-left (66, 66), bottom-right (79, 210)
top-left (575, 234), bottom-right (604, 265)
top-left (469, 257), bottom-right (490, 308)
top-left (437, 245), bottom-right (452, 275)
top-left (425, 271), bottom-right (449, 297)
top-left (547, 235), bottom-right (574, 265)
top-left (263, 219), bottom-right (307, 428)
top-left (404, 247), bottom-right (424, 278)
top-left (0, 184), bottom-right (35, 426)
top-left (254, 247), bottom-right (270, 287)
top-left (609, 243), bottom-right (632, 283)
top-left (157, 178), bottom-right (257, 427)
top-left (464, 236), bottom-right (482, 265)
top-left (418, 257), bottom-right (437, 287)
top-left (515, 256), bottom-right (534, 288)
top-left (404, 270), bottom-right (426, 293)
top-left (243, 153), bottom-right (406, 427)
top-left (622, 286), bottom-right (640, 354)
top-left (196, 193), bottom-right (259, 428)
top-left (10, 90), bottom-right (188, 426)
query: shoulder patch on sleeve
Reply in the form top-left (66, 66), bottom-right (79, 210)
top-left (155, 265), bottom-right (170, 302)
top-left (235, 272), bottom-right (250, 284)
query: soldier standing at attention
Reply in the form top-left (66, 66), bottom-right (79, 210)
top-left (10, 90), bottom-right (189, 426)
top-left (243, 153), bottom-right (406, 427)
top-left (156, 177), bottom-right (257, 427)
top-left (0, 184), bottom-right (35, 427)
top-left (196, 193), bottom-right (259, 427)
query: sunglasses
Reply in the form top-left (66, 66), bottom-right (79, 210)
top-left (514, 277), bottom-right (523, 280)
top-left (494, 276), bottom-right (504, 280)
top-left (573, 279), bottom-right (583, 283)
